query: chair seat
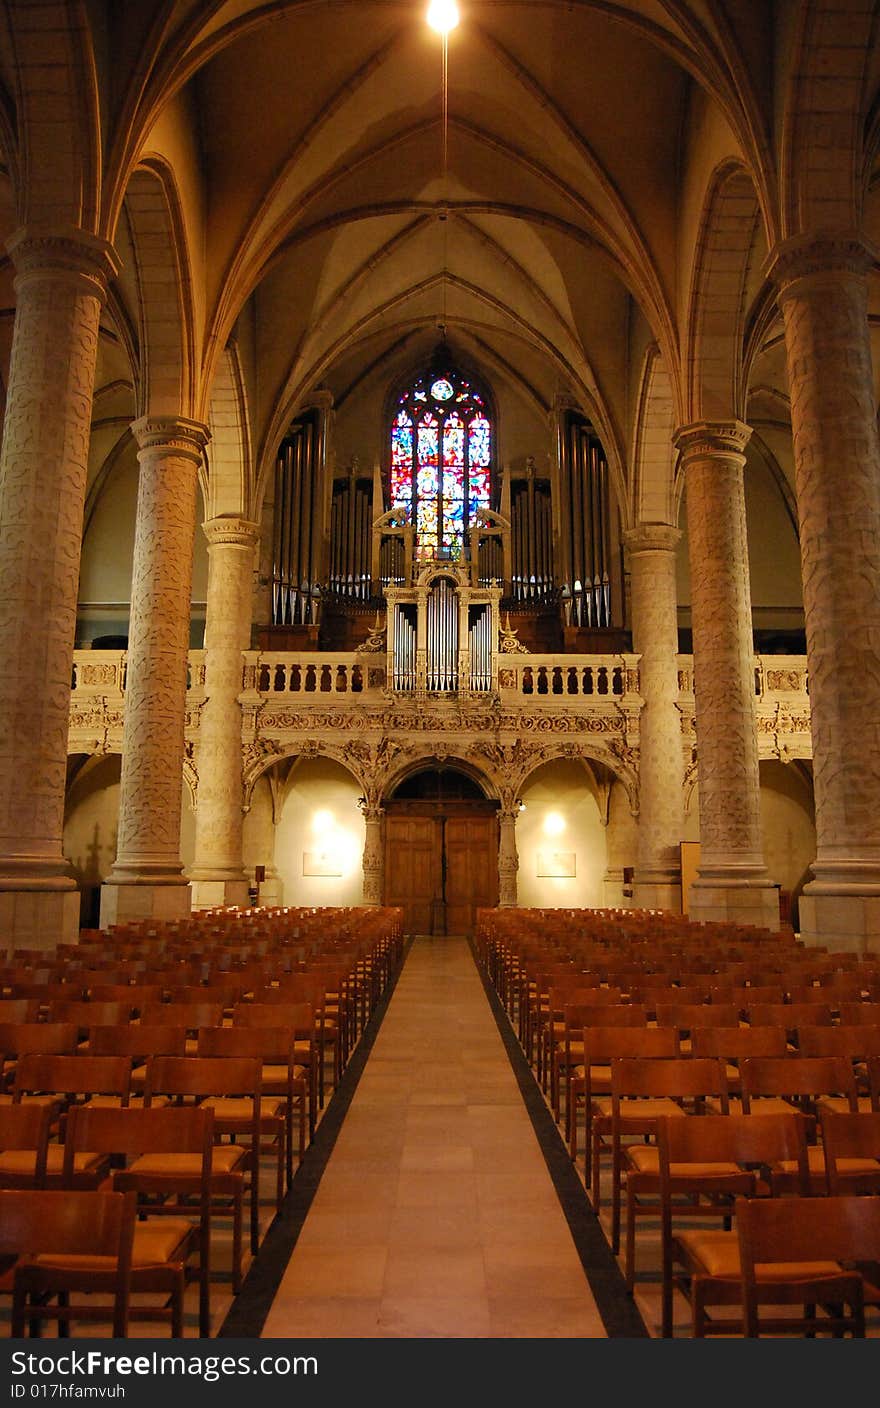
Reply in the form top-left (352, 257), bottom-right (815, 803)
top-left (131, 1219), bottom-right (194, 1266)
top-left (816, 1095), bottom-right (873, 1115)
top-left (129, 1147), bottom-right (245, 1175)
top-left (675, 1229), bottom-right (845, 1282)
top-left (202, 1095), bottom-right (286, 1122)
top-left (85, 1095), bottom-right (170, 1110)
top-left (627, 1146), bottom-right (742, 1177)
top-left (261, 1063), bottom-right (307, 1086)
top-left (706, 1096), bottom-right (799, 1117)
top-left (593, 1096), bottom-right (686, 1124)
top-left (0, 1148), bottom-right (105, 1175)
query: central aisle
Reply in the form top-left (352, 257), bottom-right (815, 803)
top-left (261, 935), bottom-right (607, 1338)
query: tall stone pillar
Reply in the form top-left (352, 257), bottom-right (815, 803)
top-left (190, 516), bottom-right (260, 911)
top-left (360, 802), bottom-right (384, 906)
top-left (498, 803), bottom-right (519, 907)
top-left (100, 417), bottom-right (209, 927)
top-left (767, 234), bottom-right (880, 950)
top-left (673, 422), bottom-right (779, 930)
top-left (623, 524), bottom-right (684, 912)
top-left (0, 227), bottom-right (118, 952)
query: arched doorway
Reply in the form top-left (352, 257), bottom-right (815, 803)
top-left (383, 766), bottom-right (499, 935)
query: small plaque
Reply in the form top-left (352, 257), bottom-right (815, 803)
top-left (536, 849), bottom-right (576, 878)
top-left (302, 851), bottom-right (342, 877)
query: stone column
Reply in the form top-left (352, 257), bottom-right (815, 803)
top-left (498, 804), bottom-right (519, 907)
top-left (100, 416), bottom-right (209, 927)
top-left (767, 234), bottom-right (880, 950)
top-left (0, 227), bottom-right (118, 952)
top-left (360, 802), bottom-right (384, 906)
top-left (623, 523), bottom-right (684, 912)
top-left (189, 516), bottom-right (260, 911)
top-left (673, 422), bottom-right (779, 930)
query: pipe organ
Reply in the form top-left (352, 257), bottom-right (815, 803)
top-left (387, 567), bottom-right (501, 696)
top-left (511, 462), bottom-right (554, 602)
top-left (561, 414), bottom-right (613, 628)
top-left (271, 410), bottom-right (324, 626)
top-left (426, 578), bottom-right (458, 692)
top-left (329, 469), bottom-right (373, 600)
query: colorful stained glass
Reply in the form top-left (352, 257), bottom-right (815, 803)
top-left (389, 367), bottom-right (493, 559)
top-left (468, 416), bottom-right (490, 468)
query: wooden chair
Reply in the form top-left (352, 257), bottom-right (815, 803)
top-left (63, 1103), bottom-right (213, 1337)
top-left (0, 1104), bottom-right (52, 1189)
top-left (745, 1002), bottom-right (833, 1042)
top-left (0, 1187), bottom-right (136, 1337)
top-left (7, 1053), bottom-right (131, 1185)
top-left (820, 1110), bottom-right (880, 1194)
top-left (614, 1057), bottom-right (730, 1275)
top-left (233, 1001), bottom-right (317, 1139)
top-left (0, 998), bottom-right (40, 1025)
top-left (85, 1024), bottom-right (188, 1105)
top-left (658, 1111), bottom-right (811, 1336)
top-left (654, 1003), bottom-right (739, 1053)
top-left (46, 999), bottom-right (133, 1038)
top-left (144, 1054), bottom-right (261, 1291)
top-left (691, 1024), bottom-right (788, 1099)
top-left (736, 1193), bottom-right (880, 1336)
top-left (0, 1022), bottom-right (79, 1098)
top-left (800, 1024), bottom-right (880, 1106)
top-left (838, 1001), bottom-right (880, 1026)
top-left (197, 1024), bottom-right (308, 1207)
top-left (739, 1054), bottom-right (860, 1191)
top-left (87, 983), bottom-right (164, 1015)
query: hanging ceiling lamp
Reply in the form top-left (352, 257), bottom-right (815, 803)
top-left (427, 0), bottom-right (460, 34)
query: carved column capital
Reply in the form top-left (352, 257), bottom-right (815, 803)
top-left (131, 416), bottom-right (210, 463)
top-left (765, 231), bottom-right (879, 300)
top-left (6, 225), bottom-right (120, 299)
top-left (202, 516), bottom-right (261, 550)
top-left (622, 523), bottom-right (681, 559)
top-left (673, 421), bottom-right (752, 465)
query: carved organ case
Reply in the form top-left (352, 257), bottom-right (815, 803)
top-left (558, 411), bottom-right (615, 628)
top-left (386, 565), bottom-right (502, 697)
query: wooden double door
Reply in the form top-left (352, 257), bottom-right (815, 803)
top-left (383, 800), bottom-right (499, 936)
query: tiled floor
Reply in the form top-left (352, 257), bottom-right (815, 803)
top-left (261, 935), bottom-right (608, 1339)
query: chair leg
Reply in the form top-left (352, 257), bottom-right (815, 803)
top-left (625, 1179), bottom-right (637, 1291)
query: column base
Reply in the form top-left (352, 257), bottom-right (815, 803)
top-left (632, 877), bottom-right (682, 913)
top-left (687, 880), bottom-right (781, 932)
top-left (99, 879), bottom-right (192, 928)
top-left (257, 869), bottom-right (283, 908)
top-left (190, 878), bottom-right (251, 912)
top-left (798, 890), bottom-right (880, 953)
top-left (0, 886), bottom-right (80, 955)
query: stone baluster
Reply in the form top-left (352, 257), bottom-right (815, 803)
top-left (360, 801), bottom-right (385, 906)
top-left (673, 421), bottom-right (779, 929)
top-left (0, 226), bottom-right (118, 950)
top-left (189, 516), bottom-right (260, 910)
top-left (100, 416), bottom-right (209, 926)
top-left (767, 234), bottom-right (880, 950)
top-left (622, 523), bottom-right (684, 911)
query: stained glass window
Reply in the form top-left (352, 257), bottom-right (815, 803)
top-left (388, 367), bottom-right (494, 560)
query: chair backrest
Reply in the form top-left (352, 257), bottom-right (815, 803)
top-left (655, 1003), bottom-right (739, 1033)
top-left (64, 1102), bottom-right (215, 1167)
top-left (610, 1056), bottom-right (729, 1106)
top-left (140, 1002), bottom-right (224, 1032)
top-left (580, 1025), bottom-right (679, 1066)
top-left (0, 1021), bottom-right (79, 1058)
top-left (233, 1001), bottom-right (314, 1037)
top-left (820, 1110), bottom-right (880, 1193)
top-left (837, 1002), bottom-right (880, 1026)
top-left (0, 998), bottom-right (40, 1023)
top-left (798, 1025), bottom-right (880, 1060)
top-left (12, 1053), bottom-right (132, 1104)
top-left (565, 1003), bottom-right (648, 1033)
top-left (691, 1025), bottom-right (789, 1060)
top-left (745, 1002), bottom-right (833, 1031)
top-left (0, 1103), bottom-right (53, 1186)
top-left (741, 985), bottom-right (785, 1004)
top-left (87, 983), bottom-right (164, 1013)
top-left (87, 1024), bottom-right (188, 1059)
top-left (656, 1110), bottom-right (811, 1191)
top-left (196, 1024), bottom-right (295, 1064)
top-left (739, 1055), bottom-right (858, 1111)
top-left (46, 1000), bottom-right (133, 1030)
top-left (144, 1054), bottom-right (262, 1104)
top-left (735, 1194), bottom-right (880, 1336)
top-left (0, 1188), bottom-right (136, 1337)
